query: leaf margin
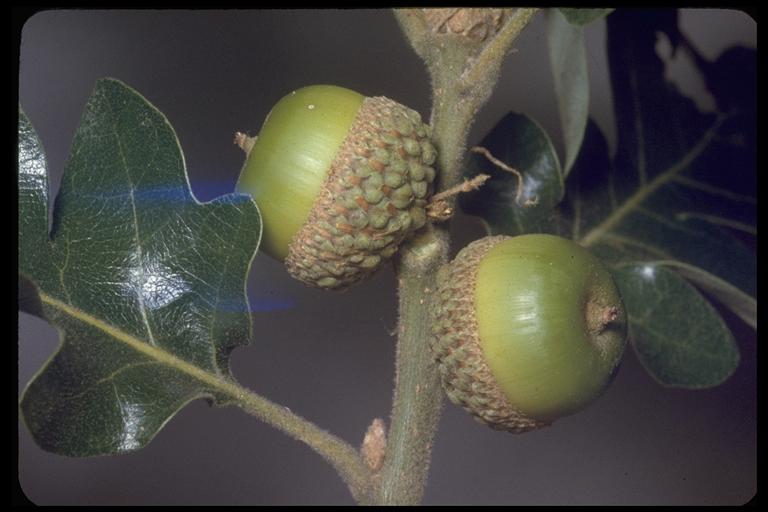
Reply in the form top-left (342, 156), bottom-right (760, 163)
top-left (18, 77), bottom-right (263, 456)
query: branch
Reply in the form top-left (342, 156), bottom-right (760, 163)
top-left (34, 290), bottom-right (373, 503)
top-left (374, 7), bottom-right (539, 505)
top-left (377, 226), bottom-right (448, 505)
top-left (427, 173), bottom-right (491, 221)
top-left (233, 384), bottom-right (373, 503)
top-left (460, 8), bottom-right (539, 89)
top-left (470, 146), bottom-right (532, 206)
top-left (393, 9), bottom-right (434, 62)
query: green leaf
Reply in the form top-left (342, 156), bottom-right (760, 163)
top-left (657, 261), bottom-right (755, 330)
top-left (558, 8), bottom-right (614, 26)
top-left (613, 263), bottom-right (739, 388)
top-left (459, 112), bottom-right (563, 236)
top-left (546, 8), bottom-right (590, 176)
top-left (570, 10), bottom-right (756, 300)
top-left (464, 11), bottom-right (755, 389)
top-left (18, 110), bottom-right (54, 290)
top-left (563, 118), bottom-right (756, 307)
top-left (18, 78), bottom-right (262, 456)
top-left (560, 11), bottom-right (755, 388)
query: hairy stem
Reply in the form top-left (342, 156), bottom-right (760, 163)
top-left (376, 227), bottom-right (448, 505)
top-left (374, 8), bottom-right (538, 505)
top-left (34, 290), bottom-right (372, 503)
top-left (234, 386), bottom-right (373, 503)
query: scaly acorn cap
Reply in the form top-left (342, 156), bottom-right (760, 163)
top-left (238, 85), bottom-right (437, 290)
top-left (286, 95), bottom-right (436, 289)
top-left (432, 236), bottom-right (547, 433)
top-left (431, 235), bottom-right (627, 433)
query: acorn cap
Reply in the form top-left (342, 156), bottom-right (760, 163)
top-left (432, 236), bottom-right (549, 433)
top-left (285, 95), bottom-right (436, 290)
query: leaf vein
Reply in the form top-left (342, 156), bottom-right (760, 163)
top-left (674, 212), bottom-right (756, 235)
top-left (601, 233), bottom-right (672, 260)
top-left (39, 291), bottom-right (237, 397)
top-left (105, 98), bottom-right (158, 347)
top-left (579, 115), bottom-right (726, 247)
top-left (672, 175), bottom-right (756, 204)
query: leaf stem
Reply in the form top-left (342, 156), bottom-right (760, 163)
top-left (233, 382), bottom-right (373, 503)
top-left (35, 290), bottom-right (372, 503)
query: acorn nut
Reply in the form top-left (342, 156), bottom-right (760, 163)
top-left (237, 85), bottom-right (437, 290)
top-left (431, 234), bottom-right (628, 433)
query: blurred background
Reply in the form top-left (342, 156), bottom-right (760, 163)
top-left (17, 9), bottom-right (756, 505)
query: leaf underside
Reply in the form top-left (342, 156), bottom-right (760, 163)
top-left (546, 8), bottom-right (590, 175)
top-left (18, 78), bottom-right (262, 456)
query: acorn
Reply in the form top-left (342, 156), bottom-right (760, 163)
top-left (236, 85), bottom-right (437, 290)
top-left (431, 234), bottom-right (628, 432)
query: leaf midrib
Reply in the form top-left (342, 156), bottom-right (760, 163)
top-left (37, 289), bottom-right (240, 400)
top-left (31, 287), bottom-right (369, 483)
top-left (105, 96), bottom-right (158, 348)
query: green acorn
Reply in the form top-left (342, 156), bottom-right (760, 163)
top-left (237, 85), bottom-right (437, 290)
top-left (432, 234), bottom-right (628, 432)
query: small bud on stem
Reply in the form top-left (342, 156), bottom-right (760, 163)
top-left (361, 418), bottom-right (387, 473)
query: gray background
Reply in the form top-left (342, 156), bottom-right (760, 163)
top-left (17, 9), bottom-right (756, 505)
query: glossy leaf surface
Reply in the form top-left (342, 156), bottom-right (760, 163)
top-left (18, 78), bottom-right (262, 456)
top-left (460, 112), bottom-right (563, 236)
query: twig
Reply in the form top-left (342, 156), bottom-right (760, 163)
top-left (427, 173), bottom-right (491, 220)
top-left (460, 8), bottom-right (539, 89)
top-left (378, 7), bottom-right (538, 506)
top-left (33, 290), bottom-right (373, 504)
top-left (470, 146), bottom-right (526, 205)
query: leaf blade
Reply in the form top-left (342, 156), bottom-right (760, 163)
top-left (459, 112), bottom-right (563, 236)
top-left (19, 78), bottom-right (261, 456)
top-left (658, 261), bottom-right (756, 329)
top-left (614, 263), bottom-right (739, 388)
top-left (18, 108), bottom-right (57, 296)
top-left (546, 8), bottom-right (589, 176)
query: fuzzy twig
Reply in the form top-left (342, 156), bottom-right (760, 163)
top-left (427, 173), bottom-right (491, 220)
top-left (375, 8), bottom-right (539, 506)
top-left (470, 146), bottom-right (529, 205)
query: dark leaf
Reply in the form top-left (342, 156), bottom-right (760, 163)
top-left (18, 79), bottom-right (262, 456)
top-left (657, 261), bottom-right (756, 330)
top-left (462, 10), bottom-right (755, 388)
top-left (614, 263), bottom-right (739, 388)
top-left (701, 46), bottom-right (757, 115)
top-left (570, 10), bottom-right (756, 300)
top-left (561, 10), bottom-right (755, 386)
top-left (460, 112), bottom-right (563, 236)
